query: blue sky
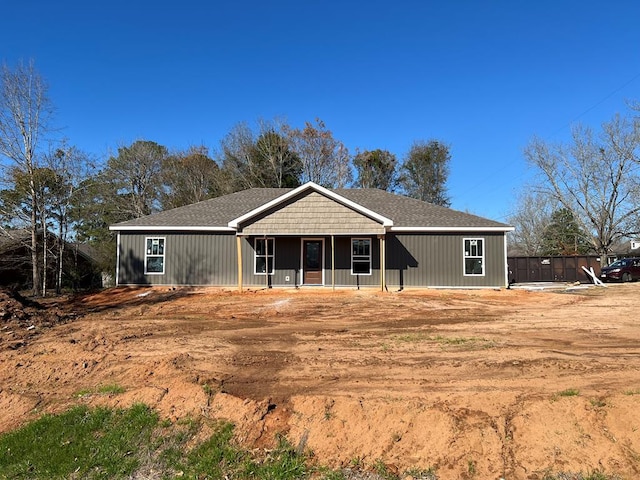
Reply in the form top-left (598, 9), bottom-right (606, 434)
top-left (2, 1), bottom-right (639, 221)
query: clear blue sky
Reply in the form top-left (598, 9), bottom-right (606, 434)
top-left (2, 1), bottom-right (639, 221)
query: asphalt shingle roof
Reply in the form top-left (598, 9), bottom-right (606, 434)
top-left (110, 186), bottom-right (510, 230)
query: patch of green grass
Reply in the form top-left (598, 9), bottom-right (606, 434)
top-left (467, 458), bottom-right (477, 476)
top-left (543, 470), bottom-right (623, 480)
top-left (393, 333), bottom-right (495, 349)
top-left (624, 388), bottom-right (640, 395)
top-left (0, 403), bottom-right (158, 478)
top-left (552, 388), bottom-right (580, 401)
top-left (74, 383), bottom-right (125, 397)
top-left (373, 458), bottom-right (399, 479)
top-left (403, 466), bottom-right (438, 480)
top-left (74, 387), bottom-right (94, 397)
top-left (0, 405), bottom-right (313, 480)
top-left (97, 383), bottom-right (126, 394)
top-left (394, 332), bottom-right (431, 342)
top-left (242, 434), bottom-right (308, 480)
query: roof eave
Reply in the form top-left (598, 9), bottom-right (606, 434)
top-left (390, 226), bottom-right (514, 233)
top-left (109, 225), bottom-right (236, 232)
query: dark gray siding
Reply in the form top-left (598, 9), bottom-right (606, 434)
top-left (241, 236), bottom-right (302, 287)
top-left (117, 231), bottom-right (507, 288)
top-left (117, 232), bottom-right (237, 286)
top-left (331, 236), bottom-right (381, 287)
top-left (240, 236), bottom-right (382, 287)
top-left (385, 233), bottom-right (507, 288)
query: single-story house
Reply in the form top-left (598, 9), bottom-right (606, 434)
top-left (109, 182), bottom-right (514, 290)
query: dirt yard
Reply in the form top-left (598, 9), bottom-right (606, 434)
top-left (1, 283), bottom-right (639, 479)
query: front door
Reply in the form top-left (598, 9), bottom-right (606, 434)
top-left (303, 240), bottom-right (323, 285)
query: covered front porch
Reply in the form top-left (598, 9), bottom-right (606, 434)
top-left (234, 234), bottom-right (388, 291)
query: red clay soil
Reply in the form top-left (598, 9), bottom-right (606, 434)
top-left (1, 284), bottom-right (640, 479)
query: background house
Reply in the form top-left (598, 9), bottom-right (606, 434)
top-left (0, 229), bottom-right (102, 291)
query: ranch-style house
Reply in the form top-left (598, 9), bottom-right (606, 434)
top-left (109, 182), bottom-right (514, 290)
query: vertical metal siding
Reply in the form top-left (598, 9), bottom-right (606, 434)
top-left (332, 236), bottom-right (380, 287)
top-left (386, 233), bottom-right (506, 288)
top-left (118, 232), bottom-right (237, 286)
top-left (242, 236), bottom-right (302, 287)
top-left (118, 231), bottom-right (507, 288)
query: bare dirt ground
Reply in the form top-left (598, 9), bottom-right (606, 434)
top-left (1, 283), bottom-right (640, 479)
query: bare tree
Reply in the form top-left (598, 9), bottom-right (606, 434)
top-left (42, 142), bottom-right (94, 293)
top-left (506, 190), bottom-right (557, 256)
top-left (287, 118), bottom-right (352, 188)
top-left (219, 119), bottom-right (301, 191)
top-left (524, 113), bottom-right (640, 265)
top-left (0, 60), bottom-right (53, 296)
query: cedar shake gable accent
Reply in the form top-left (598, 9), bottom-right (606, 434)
top-left (230, 182), bottom-right (392, 234)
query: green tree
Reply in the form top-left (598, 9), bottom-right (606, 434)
top-left (71, 140), bottom-right (167, 281)
top-left (353, 149), bottom-right (397, 190)
top-left (69, 175), bottom-right (120, 279)
top-left (161, 146), bottom-right (222, 210)
top-left (400, 140), bottom-right (451, 206)
top-left (103, 140), bottom-right (168, 218)
top-left (540, 208), bottom-right (592, 255)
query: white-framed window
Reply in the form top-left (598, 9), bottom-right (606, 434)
top-left (254, 238), bottom-right (274, 275)
top-left (351, 238), bottom-right (371, 275)
top-left (463, 238), bottom-right (484, 276)
top-left (145, 237), bottom-right (165, 275)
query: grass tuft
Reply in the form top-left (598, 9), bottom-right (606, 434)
top-left (551, 388), bottom-right (580, 401)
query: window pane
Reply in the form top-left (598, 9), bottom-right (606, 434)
top-left (255, 239), bottom-right (265, 256)
top-left (267, 239), bottom-right (274, 255)
top-left (352, 239), bottom-right (370, 256)
top-left (305, 242), bottom-right (320, 269)
top-left (147, 256), bottom-right (164, 273)
top-left (465, 258), bottom-right (483, 275)
top-left (353, 260), bottom-right (370, 274)
top-left (256, 257), bottom-right (267, 273)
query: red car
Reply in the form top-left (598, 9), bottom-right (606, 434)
top-left (599, 257), bottom-right (640, 282)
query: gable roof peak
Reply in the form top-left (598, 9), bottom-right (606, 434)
top-left (228, 181), bottom-right (394, 229)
